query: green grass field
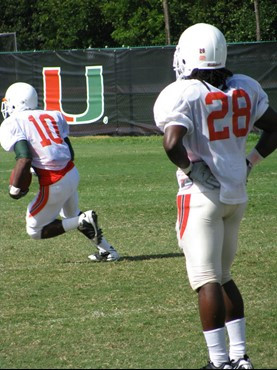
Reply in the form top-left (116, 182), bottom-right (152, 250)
top-left (0, 135), bottom-right (276, 369)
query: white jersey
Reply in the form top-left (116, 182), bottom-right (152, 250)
top-left (154, 74), bottom-right (269, 204)
top-left (0, 110), bottom-right (71, 171)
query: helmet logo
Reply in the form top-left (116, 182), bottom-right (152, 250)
top-left (199, 48), bottom-right (206, 61)
top-left (207, 62), bottom-right (222, 67)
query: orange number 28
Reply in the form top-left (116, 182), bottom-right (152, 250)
top-left (206, 89), bottom-right (251, 141)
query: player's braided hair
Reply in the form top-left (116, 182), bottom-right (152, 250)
top-left (186, 68), bottom-right (233, 91)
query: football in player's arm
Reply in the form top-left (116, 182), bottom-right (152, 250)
top-left (0, 82), bottom-right (120, 262)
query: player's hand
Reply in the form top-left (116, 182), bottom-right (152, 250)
top-left (30, 167), bottom-right (38, 177)
top-left (9, 185), bottom-right (29, 200)
top-left (188, 161), bottom-right (220, 190)
top-left (246, 159), bottom-right (252, 179)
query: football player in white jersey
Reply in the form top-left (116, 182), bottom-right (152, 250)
top-left (154, 23), bottom-right (277, 369)
top-left (0, 82), bottom-right (120, 262)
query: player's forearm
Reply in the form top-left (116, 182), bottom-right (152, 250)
top-left (12, 158), bottom-right (32, 187)
top-left (255, 130), bottom-right (277, 159)
top-left (64, 137), bottom-right (75, 161)
top-left (248, 106), bottom-right (277, 163)
top-left (163, 125), bottom-right (191, 170)
top-left (164, 143), bottom-right (191, 170)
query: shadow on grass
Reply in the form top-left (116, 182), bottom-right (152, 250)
top-left (62, 252), bottom-right (184, 264)
top-left (120, 252), bottom-right (183, 261)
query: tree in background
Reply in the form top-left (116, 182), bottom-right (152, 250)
top-left (253, 0), bottom-right (261, 41)
top-left (162, 0), bottom-right (171, 44)
top-left (0, 0), bottom-right (115, 50)
top-left (185, 0), bottom-right (276, 43)
top-left (102, 0), bottom-right (277, 45)
top-left (0, 0), bottom-right (276, 51)
top-left (31, 0), bottom-right (115, 49)
top-left (100, 0), bottom-right (166, 46)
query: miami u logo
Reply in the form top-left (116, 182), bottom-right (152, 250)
top-left (43, 66), bottom-right (104, 124)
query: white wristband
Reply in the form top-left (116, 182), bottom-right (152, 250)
top-left (246, 148), bottom-right (264, 166)
top-left (180, 162), bottom-right (192, 175)
top-left (9, 185), bottom-right (21, 195)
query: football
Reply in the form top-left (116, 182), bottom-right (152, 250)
top-left (9, 168), bottom-right (32, 192)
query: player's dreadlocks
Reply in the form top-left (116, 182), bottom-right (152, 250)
top-left (186, 68), bottom-right (233, 91)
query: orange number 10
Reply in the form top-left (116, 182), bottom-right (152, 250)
top-left (28, 114), bottom-right (63, 147)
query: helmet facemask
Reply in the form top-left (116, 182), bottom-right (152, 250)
top-left (1, 98), bottom-right (11, 119)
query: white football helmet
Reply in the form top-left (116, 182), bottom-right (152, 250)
top-left (1, 82), bottom-right (38, 119)
top-left (173, 23), bottom-right (227, 78)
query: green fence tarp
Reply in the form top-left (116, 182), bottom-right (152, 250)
top-left (0, 42), bottom-right (276, 136)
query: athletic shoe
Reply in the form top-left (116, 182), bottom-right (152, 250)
top-left (88, 246), bottom-right (120, 262)
top-left (78, 210), bottom-right (103, 244)
top-left (231, 355), bottom-right (254, 369)
top-left (202, 361), bottom-right (233, 369)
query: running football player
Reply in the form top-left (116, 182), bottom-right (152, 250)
top-left (0, 82), bottom-right (120, 262)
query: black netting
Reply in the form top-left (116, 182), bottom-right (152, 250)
top-left (0, 42), bottom-right (276, 135)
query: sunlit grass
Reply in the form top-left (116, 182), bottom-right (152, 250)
top-left (0, 135), bottom-right (276, 369)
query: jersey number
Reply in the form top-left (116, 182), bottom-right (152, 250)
top-left (206, 89), bottom-right (251, 141)
top-left (28, 114), bottom-right (63, 147)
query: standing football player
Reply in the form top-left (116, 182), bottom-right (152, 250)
top-left (154, 23), bottom-right (277, 369)
top-left (0, 82), bottom-right (120, 262)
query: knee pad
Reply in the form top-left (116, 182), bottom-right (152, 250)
top-left (187, 265), bottom-right (221, 291)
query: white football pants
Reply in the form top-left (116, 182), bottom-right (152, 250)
top-left (176, 189), bottom-right (247, 291)
top-left (26, 166), bottom-right (81, 239)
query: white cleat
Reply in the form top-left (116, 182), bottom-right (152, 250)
top-left (88, 247), bottom-right (120, 262)
top-left (231, 355), bottom-right (254, 369)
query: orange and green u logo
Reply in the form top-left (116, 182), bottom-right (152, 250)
top-left (43, 66), bottom-right (104, 124)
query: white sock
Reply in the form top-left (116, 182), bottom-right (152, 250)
top-left (62, 216), bottom-right (79, 232)
top-left (97, 237), bottom-right (113, 253)
top-left (226, 318), bottom-right (246, 361)
top-left (203, 327), bottom-right (229, 366)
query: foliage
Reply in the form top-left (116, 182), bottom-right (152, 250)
top-left (0, 0), bottom-right (37, 50)
top-left (0, 0), bottom-right (276, 50)
top-left (0, 0), bottom-right (115, 50)
top-left (184, 0), bottom-right (277, 43)
top-left (31, 0), bottom-right (115, 50)
top-left (100, 0), bottom-right (165, 46)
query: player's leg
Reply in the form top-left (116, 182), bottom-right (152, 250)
top-left (223, 282), bottom-right (253, 369)
top-left (60, 185), bottom-right (119, 262)
top-left (221, 202), bottom-right (246, 319)
top-left (27, 166), bottom-right (120, 261)
top-left (177, 190), bottom-right (231, 368)
top-left (221, 203), bottom-right (253, 369)
top-left (40, 190), bottom-right (81, 239)
top-left (199, 284), bottom-right (232, 369)
top-left (26, 167), bottom-right (80, 239)
top-left (78, 210), bottom-right (120, 262)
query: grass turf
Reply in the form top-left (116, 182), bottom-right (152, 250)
top-left (0, 135), bottom-right (276, 369)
